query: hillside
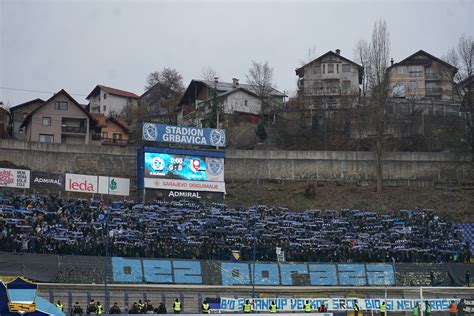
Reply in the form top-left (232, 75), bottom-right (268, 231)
top-left (225, 180), bottom-right (474, 221)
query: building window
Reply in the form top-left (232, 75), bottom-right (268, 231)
top-left (39, 134), bottom-right (54, 143)
top-left (336, 64), bottom-right (339, 73)
top-left (313, 80), bottom-right (323, 94)
top-left (54, 101), bottom-right (68, 110)
top-left (342, 81), bottom-right (351, 90)
top-left (397, 66), bottom-right (407, 75)
top-left (342, 64), bottom-right (350, 73)
top-left (323, 64), bottom-right (326, 74)
top-left (113, 133), bottom-right (122, 140)
top-left (103, 93), bottom-right (107, 99)
top-left (42, 117), bottom-right (51, 126)
top-left (244, 100), bottom-right (248, 106)
top-left (328, 64), bottom-right (334, 73)
top-left (101, 132), bottom-right (108, 139)
top-left (408, 66), bottom-right (423, 77)
top-left (103, 105), bottom-right (106, 112)
top-left (314, 66), bottom-right (321, 74)
top-left (408, 81), bottom-right (418, 90)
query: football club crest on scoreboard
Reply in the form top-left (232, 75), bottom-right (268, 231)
top-left (142, 123), bottom-right (226, 147)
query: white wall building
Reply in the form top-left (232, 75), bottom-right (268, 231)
top-left (178, 78), bottom-right (286, 127)
top-left (86, 85), bottom-right (139, 117)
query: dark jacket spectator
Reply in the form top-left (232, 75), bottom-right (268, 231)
top-left (155, 303), bottom-right (167, 314)
top-left (109, 303), bottom-right (121, 314)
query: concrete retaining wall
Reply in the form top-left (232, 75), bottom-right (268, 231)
top-left (0, 140), bottom-right (472, 191)
top-left (225, 150), bottom-right (472, 185)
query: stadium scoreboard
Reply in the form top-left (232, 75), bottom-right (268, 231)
top-left (137, 147), bottom-right (225, 203)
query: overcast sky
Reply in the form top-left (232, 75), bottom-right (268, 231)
top-left (1, 0), bottom-right (473, 106)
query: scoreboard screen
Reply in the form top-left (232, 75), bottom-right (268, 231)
top-left (144, 152), bottom-right (208, 181)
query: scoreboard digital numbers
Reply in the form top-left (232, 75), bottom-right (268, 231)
top-left (144, 152), bottom-right (208, 181)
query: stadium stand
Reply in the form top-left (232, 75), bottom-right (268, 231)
top-left (0, 194), bottom-right (471, 263)
top-left (453, 223), bottom-right (474, 255)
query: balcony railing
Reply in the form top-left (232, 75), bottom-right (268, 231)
top-left (426, 87), bottom-right (442, 96)
top-left (425, 73), bottom-right (442, 80)
top-left (102, 138), bottom-right (128, 146)
top-left (309, 87), bottom-right (342, 96)
top-left (61, 125), bottom-right (86, 134)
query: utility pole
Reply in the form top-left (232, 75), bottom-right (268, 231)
top-left (214, 77), bottom-right (219, 129)
top-left (214, 77), bottom-right (220, 150)
top-left (103, 160), bottom-right (111, 311)
top-left (252, 174), bottom-right (259, 300)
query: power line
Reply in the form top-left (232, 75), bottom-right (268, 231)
top-left (0, 86), bottom-right (87, 97)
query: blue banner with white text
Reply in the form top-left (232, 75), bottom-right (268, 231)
top-left (219, 298), bottom-right (459, 312)
top-left (111, 257), bottom-right (395, 286)
top-left (142, 123), bottom-right (226, 147)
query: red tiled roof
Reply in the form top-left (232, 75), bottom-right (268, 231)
top-left (112, 116), bottom-right (129, 132)
top-left (86, 85), bottom-right (140, 100)
top-left (89, 113), bottom-right (129, 133)
top-left (90, 113), bottom-right (106, 128)
top-left (99, 85), bottom-right (139, 99)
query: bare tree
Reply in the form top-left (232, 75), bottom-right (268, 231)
top-left (447, 34), bottom-right (474, 160)
top-left (298, 45), bottom-right (318, 66)
top-left (142, 67), bottom-right (185, 124)
top-left (121, 102), bottom-right (147, 145)
top-left (246, 61), bottom-right (275, 117)
top-left (145, 67), bottom-right (184, 93)
top-left (354, 40), bottom-right (371, 102)
top-left (359, 19), bottom-right (391, 194)
top-left (201, 67), bottom-right (219, 81)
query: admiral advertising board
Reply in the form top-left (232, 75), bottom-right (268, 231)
top-left (0, 168), bottom-right (30, 189)
top-left (142, 123), bottom-right (226, 147)
top-left (31, 171), bottom-right (64, 190)
top-left (151, 189), bottom-right (224, 203)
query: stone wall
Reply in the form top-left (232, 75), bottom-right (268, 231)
top-left (0, 140), bottom-right (472, 193)
top-left (225, 150), bottom-right (473, 186)
top-left (0, 140), bottom-right (137, 194)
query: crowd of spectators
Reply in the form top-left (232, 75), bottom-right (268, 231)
top-left (0, 194), bottom-right (471, 263)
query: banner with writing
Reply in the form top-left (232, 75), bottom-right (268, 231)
top-left (142, 123), bottom-right (226, 147)
top-left (219, 298), bottom-right (459, 312)
top-left (31, 171), bottom-right (64, 190)
top-left (465, 299), bottom-right (474, 314)
top-left (0, 168), bottom-right (30, 189)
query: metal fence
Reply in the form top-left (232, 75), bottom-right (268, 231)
top-left (38, 283), bottom-right (474, 315)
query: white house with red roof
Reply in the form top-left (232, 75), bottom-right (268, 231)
top-left (86, 85), bottom-right (139, 117)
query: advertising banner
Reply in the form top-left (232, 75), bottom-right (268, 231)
top-left (465, 299), bottom-right (474, 313)
top-left (219, 298), bottom-right (458, 312)
top-left (98, 176), bottom-right (130, 196)
top-left (31, 171), bottom-right (64, 190)
top-left (144, 178), bottom-right (225, 193)
top-left (0, 168), bottom-right (30, 189)
top-left (65, 174), bottom-right (98, 193)
top-left (144, 152), bottom-right (224, 182)
top-left (142, 123), bottom-right (226, 147)
top-left (151, 189), bottom-right (223, 203)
